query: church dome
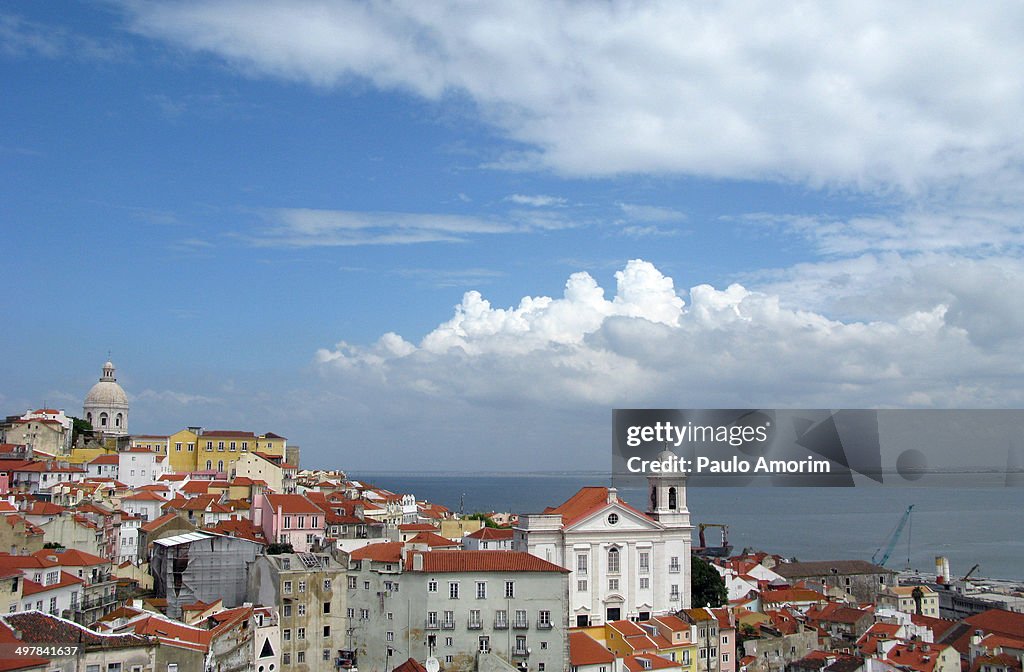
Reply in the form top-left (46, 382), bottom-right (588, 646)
top-left (84, 380), bottom-right (128, 407)
top-left (85, 359), bottom-right (128, 407)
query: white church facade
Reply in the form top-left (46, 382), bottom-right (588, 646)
top-left (514, 457), bottom-right (692, 626)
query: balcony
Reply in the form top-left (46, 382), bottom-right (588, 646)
top-left (512, 648), bottom-right (530, 658)
top-left (467, 620), bottom-right (483, 630)
top-left (425, 620), bottom-right (440, 630)
top-left (536, 619), bottom-right (553, 630)
top-left (440, 620), bottom-right (455, 630)
top-left (512, 619), bottom-right (529, 630)
top-left (669, 564), bottom-right (681, 573)
top-left (494, 619), bottom-right (509, 630)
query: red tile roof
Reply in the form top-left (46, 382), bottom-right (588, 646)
top-left (1, 612), bottom-right (147, 651)
top-left (407, 550), bottom-right (569, 573)
top-left (570, 631), bottom-right (616, 666)
top-left (760, 588), bottom-right (827, 604)
top-left (951, 610), bottom-right (1024, 655)
top-left (466, 527), bottom-right (514, 540)
top-left (22, 571), bottom-right (85, 595)
top-left (392, 659), bottom-right (428, 672)
top-left (406, 531), bottom-right (461, 548)
top-left (265, 494), bottom-right (322, 515)
top-left (33, 548), bottom-right (108, 566)
top-left (351, 542), bottom-right (405, 563)
top-left (543, 486), bottom-right (651, 528)
top-left (886, 642), bottom-right (950, 672)
top-left (89, 454), bottom-right (120, 465)
top-left (140, 512), bottom-right (184, 533)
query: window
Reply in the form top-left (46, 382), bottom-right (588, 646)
top-left (230, 441), bottom-right (236, 450)
top-left (323, 601), bottom-right (331, 614)
top-left (188, 442), bottom-right (194, 451)
top-left (284, 516), bottom-right (291, 529)
top-left (324, 579), bottom-right (332, 591)
top-left (298, 516), bottom-right (305, 528)
top-left (167, 666), bottom-right (178, 672)
top-left (218, 441), bottom-right (225, 450)
top-left (387, 631), bottom-right (395, 642)
top-left (723, 654), bottom-right (730, 663)
top-left (514, 609), bottom-right (528, 628)
top-left (640, 577), bottom-right (649, 589)
top-left (297, 604), bottom-right (306, 616)
top-left (608, 547), bottom-right (620, 573)
top-left (297, 652), bottom-right (305, 664)
top-left (363, 581), bottom-right (370, 590)
top-left (283, 581), bottom-right (292, 594)
top-left (283, 629), bottom-right (291, 641)
top-left (428, 579), bottom-right (438, 592)
top-left (297, 627), bottom-right (305, 641)
top-left (607, 513), bottom-right (618, 525)
top-left (347, 608), bottom-right (355, 618)
top-left (445, 657), bottom-right (453, 664)
top-left (723, 635), bottom-right (729, 644)
top-left (323, 650), bottom-right (331, 662)
top-left (515, 635), bottom-right (527, 654)
top-left (669, 556), bottom-right (680, 572)
top-left (495, 609), bottom-right (508, 628)
top-left (323, 626), bottom-right (331, 638)
top-left (476, 581), bottom-right (487, 599)
top-left (639, 551), bottom-right (650, 573)
top-left (175, 442), bottom-right (182, 452)
top-left (107, 665), bottom-right (121, 672)
top-left (504, 580), bottom-right (515, 598)
top-left (539, 610), bottom-right (551, 627)
top-left (469, 609), bottom-right (482, 627)
top-left (348, 576), bottom-right (357, 589)
top-left (360, 608), bottom-right (370, 619)
top-left (449, 582), bottom-right (460, 599)
top-left (206, 460), bottom-right (213, 470)
top-left (609, 578), bottom-right (619, 591)
top-left (577, 554), bottom-right (588, 575)
top-left (283, 604), bottom-right (292, 617)
top-left (577, 579), bottom-right (588, 591)
top-left (282, 653), bottom-right (290, 665)
top-left (298, 580), bottom-right (306, 593)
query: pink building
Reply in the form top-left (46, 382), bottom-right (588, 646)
top-left (258, 493), bottom-right (325, 552)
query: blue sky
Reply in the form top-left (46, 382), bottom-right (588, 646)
top-left (3, 2), bottom-right (1023, 471)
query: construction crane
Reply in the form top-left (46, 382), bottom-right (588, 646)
top-left (961, 564), bottom-right (980, 582)
top-left (871, 504), bottom-right (914, 567)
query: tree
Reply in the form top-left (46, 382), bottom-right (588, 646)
top-left (911, 586), bottom-right (924, 615)
top-left (267, 543), bottom-right (294, 555)
top-left (691, 555), bottom-right (728, 608)
top-left (465, 513), bottom-right (501, 528)
top-left (71, 416), bottom-right (92, 445)
top-left (43, 542), bottom-right (65, 549)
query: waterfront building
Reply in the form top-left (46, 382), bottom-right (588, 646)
top-left (514, 459), bottom-right (692, 625)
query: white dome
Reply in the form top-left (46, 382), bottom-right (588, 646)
top-left (84, 380), bottom-right (128, 407)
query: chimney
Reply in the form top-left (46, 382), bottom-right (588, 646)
top-left (607, 488), bottom-right (618, 504)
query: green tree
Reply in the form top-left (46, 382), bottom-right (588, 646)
top-left (691, 555), bottom-right (728, 608)
top-left (71, 416), bottom-right (92, 445)
top-left (465, 513), bottom-right (501, 528)
top-left (267, 543), bottom-right (294, 555)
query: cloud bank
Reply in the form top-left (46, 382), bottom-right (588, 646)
top-left (124, 1), bottom-right (1024, 193)
top-left (316, 260), bottom-right (1024, 419)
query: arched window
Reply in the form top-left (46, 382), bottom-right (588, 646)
top-left (115, 413), bottom-right (122, 428)
top-left (668, 487), bottom-right (677, 510)
top-left (608, 547), bottom-right (620, 573)
top-left (217, 460), bottom-right (224, 472)
top-left (99, 413), bottom-right (108, 427)
top-left (86, 412), bottom-right (92, 423)
top-left (206, 460), bottom-right (213, 470)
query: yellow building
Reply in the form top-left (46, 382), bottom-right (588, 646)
top-left (168, 428), bottom-right (286, 476)
top-left (167, 428), bottom-right (200, 473)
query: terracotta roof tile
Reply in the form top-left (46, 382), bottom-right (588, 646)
top-left (570, 631), bottom-right (616, 666)
top-left (407, 550), bottom-right (569, 573)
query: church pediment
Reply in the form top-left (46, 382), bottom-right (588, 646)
top-left (565, 501), bottom-right (664, 533)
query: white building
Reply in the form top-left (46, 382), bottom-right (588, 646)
top-left (83, 360), bottom-right (129, 436)
top-left (514, 459), bottom-right (692, 626)
top-left (118, 448), bottom-right (168, 489)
